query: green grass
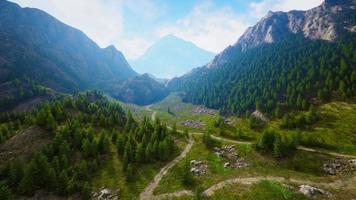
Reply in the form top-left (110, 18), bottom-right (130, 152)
top-left (92, 144), bottom-right (167, 199)
top-left (150, 93), bottom-right (222, 132)
top-left (153, 136), bottom-right (336, 196)
top-left (115, 96), bottom-right (356, 199)
top-left (268, 101), bottom-right (356, 155)
top-left (210, 180), bottom-right (310, 200)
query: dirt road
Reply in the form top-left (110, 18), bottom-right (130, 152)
top-left (139, 134), bottom-right (194, 200)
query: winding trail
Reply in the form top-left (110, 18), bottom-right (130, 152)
top-left (145, 105), bottom-right (157, 121)
top-left (155, 175), bottom-right (356, 198)
top-left (153, 190), bottom-right (194, 200)
top-left (141, 105), bottom-right (356, 199)
top-left (140, 134), bottom-right (194, 200)
top-left (296, 146), bottom-right (356, 159)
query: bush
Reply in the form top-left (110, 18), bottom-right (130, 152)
top-left (180, 161), bottom-right (194, 186)
top-left (281, 106), bottom-right (319, 129)
top-left (256, 129), bottom-right (298, 158)
top-left (202, 130), bottom-right (214, 149)
top-left (249, 117), bottom-right (267, 130)
top-left (0, 183), bottom-right (11, 200)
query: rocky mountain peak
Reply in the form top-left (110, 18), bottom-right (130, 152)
top-left (207, 0), bottom-right (355, 68)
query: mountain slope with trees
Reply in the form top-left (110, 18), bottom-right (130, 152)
top-left (168, 0), bottom-right (356, 116)
top-left (0, 0), bottom-right (168, 105)
top-left (0, 0), bottom-right (136, 92)
top-left (0, 91), bottom-right (178, 199)
top-left (109, 74), bottom-right (169, 106)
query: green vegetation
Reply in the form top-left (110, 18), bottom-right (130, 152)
top-left (116, 115), bottom-right (177, 179)
top-left (150, 93), bottom-right (221, 131)
top-left (170, 34), bottom-right (356, 116)
top-left (0, 91), bottom-right (178, 199)
top-left (0, 78), bottom-right (51, 112)
top-left (210, 180), bottom-right (309, 200)
top-left (154, 134), bottom-right (341, 197)
top-left (256, 129), bottom-right (298, 158)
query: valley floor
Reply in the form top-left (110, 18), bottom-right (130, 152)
top-left (116, 93), bottom-right (356, 200)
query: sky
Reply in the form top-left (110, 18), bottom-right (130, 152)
top-left (11, 0), bottom-right (323, 59)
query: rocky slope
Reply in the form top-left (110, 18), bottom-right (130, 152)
top-left (207, 0), bottom-right (356, 68)
top-left (168, 0), bottom-right (356, 115)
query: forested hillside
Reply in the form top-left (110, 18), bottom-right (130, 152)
top-left (169, 34), bottom-right (356, 115)
top-left (0, 91), bottom-right (177, 199)
top-left (168, 0), bottom-right (356, 116)
top-left (0, 0), bottom-right (136, 92)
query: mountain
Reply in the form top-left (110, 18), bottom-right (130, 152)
top-left (130, 34), bottom-right (215, 78)
top-left (0, 0), bottom-right (137, 93)
top-left (109, 74), bottom-right (169, 105)
top-left (207, 0), bottom-right (356, 68)
top-left (169, 0), bottom-right (356, 115)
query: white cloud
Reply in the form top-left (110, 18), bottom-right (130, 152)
top-left (123, 0), bottom-right (166, 21)
top-left (10, 0), bottom-right (325, 59)
top-left (157, 2), bottom-right (249, 53)
top-left (11, 0), bottom-right (165, 59)
top-left (249, 0), bottom-right (323, 19)
top-left (12, 0), bottom-right (124, 49)
top-left (118, 37), bottom-right (153, 60)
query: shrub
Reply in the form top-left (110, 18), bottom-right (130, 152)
top-left (256, 129), bottom-right (298, 158)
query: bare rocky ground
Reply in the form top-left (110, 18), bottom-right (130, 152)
top-left (323, 158), bottom-right (356, 175)
top-left (192, 106), bottom-right (217, 115)
top-left (214, 145), bottom-right (249, 169)
top-left (251, 110), bottom-right (269, 122)
top-left (0, 126), bottom-right (51, 165)
top-left (92, 188), bottom-right (119, 200)
top-left (190, 160), bottom-right (208, 176)
top-left (181, 120), bottom-right (204, 128)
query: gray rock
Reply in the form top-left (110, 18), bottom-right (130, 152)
top-left (299, 185), bottom-right (328, 198)
top-left (207, 0), bottom-right (356, 68)
top-left (92, 187), bottom-right (119, 200)
top-left (190, 160), bottom-right (208, 176)
top-left (323, 158), bottom-right (354, 175)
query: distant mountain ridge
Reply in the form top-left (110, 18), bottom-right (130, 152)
top-left (109, 74), bottom-right (169, 105)
top-left (207, 0), bottom-right (356, 68)
top-left (0, 0), bottom-right (137, 92)
top-left (131, 35), bottom-right (215, 78)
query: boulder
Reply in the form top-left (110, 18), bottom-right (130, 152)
top-left (323, 158), bottom-right (354, 175)
top-left (214, 145), bottom-right (239, 160)
top-left (299, 185), bottom-right (328, 198)
top-left (92, 187), bottom-right (119, 200)
top-left (190, 160), bottom-right (208, 176)
top-left (251, 110), bottom-right (268, 122)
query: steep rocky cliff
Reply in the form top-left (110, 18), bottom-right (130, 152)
top-left (207, 0), bottom-right (356, 68)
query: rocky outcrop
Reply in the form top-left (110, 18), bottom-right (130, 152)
top-left (251, 110), bottom-right (269, 122)
top-left (190, 160), bottom-right (208, 176)
top-left (323, 158), bottom-right (356, 175)
top-left (181, 120), bottom-right (204, 128)
top-left (299, 185), bottom-right (329, 198)
top-left (92, 188), bottom-right (119, 200)
top-left (207, 0), bottom-right (356, 68)
top-left (214, 145), bottom-right (239, 160)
